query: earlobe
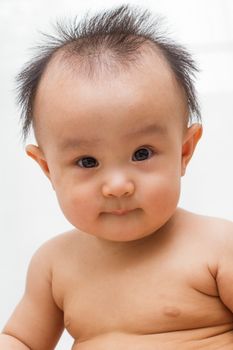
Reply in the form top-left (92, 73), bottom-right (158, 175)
top-left (25, 144), bottom-right (51, 179)
top-left (181, 123), bottom-right (202, 176)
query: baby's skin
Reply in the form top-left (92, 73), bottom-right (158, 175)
top-left (2, 46), bottom-right (233, 349)
top-left (3, 209), bottom-right (233, 349)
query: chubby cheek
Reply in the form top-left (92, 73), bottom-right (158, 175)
top-left (142, 172), bottom-right (181, 216)
top-left (54, 183), bottom-right (99, 231)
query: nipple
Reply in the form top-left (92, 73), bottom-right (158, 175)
top-left (163, 305), bottom-right (181, 318)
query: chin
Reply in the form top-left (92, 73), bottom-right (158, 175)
top-left (95, 228), bottom-right (154, 243)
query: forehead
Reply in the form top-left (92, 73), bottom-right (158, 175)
top-left (33, 49), bottom-right (187, 146)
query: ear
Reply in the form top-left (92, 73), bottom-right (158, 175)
top-left (25, 144), bottom-right (51, 180)
top-left (181, 123), bottom-right (202, 176)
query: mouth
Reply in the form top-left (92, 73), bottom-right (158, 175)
top-left (109, 209), bottom-right (134, 216)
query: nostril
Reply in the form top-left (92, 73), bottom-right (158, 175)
top-left (102, 179), bottom-right (135, 198)
top-left (124, 191), bottom-right (130, 196)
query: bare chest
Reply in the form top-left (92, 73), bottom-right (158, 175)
top-left (53, 246), bottom-right (233, 342)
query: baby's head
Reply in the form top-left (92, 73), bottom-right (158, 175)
top-left (17, 5), bottom-right (202, 243)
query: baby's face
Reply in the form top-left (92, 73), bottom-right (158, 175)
top-left (28, 51), bottom-right (201, 242)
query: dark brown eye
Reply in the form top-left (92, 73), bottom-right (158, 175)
top-left (132, 147), bottom-right (153, 161)
top-left (76, 157), bottom-right (99, 168)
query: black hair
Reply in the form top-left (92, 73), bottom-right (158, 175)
top-left (16, 4), bottom-right (201, 143)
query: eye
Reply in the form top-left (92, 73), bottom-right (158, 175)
top-left (132, 147), bottom-right (154, 162)
top-left (76, 156), bottom-right (99, 168)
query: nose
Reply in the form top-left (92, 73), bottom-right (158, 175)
top-left (102, 173), bottom-right (135, 198)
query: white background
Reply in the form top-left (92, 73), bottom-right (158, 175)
top-left (0, 0), bottom-right (232, 349)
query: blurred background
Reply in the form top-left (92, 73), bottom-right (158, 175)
top-left (0, 0), bottom-right (232, 348)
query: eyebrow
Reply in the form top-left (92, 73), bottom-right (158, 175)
top-left (59, 122), bottom-right (167, 150)
top-left (126, 122), bottom-right (167, 137)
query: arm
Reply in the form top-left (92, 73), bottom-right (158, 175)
top-left (216, 221), bottom-right (233, 313)
top-left (0, 334), bottom-right (31, 349)
top-left (1, 241), bottom-right (64, 350)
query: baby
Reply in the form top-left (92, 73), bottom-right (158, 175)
top-left (1, 4), bottom-right (233, 350)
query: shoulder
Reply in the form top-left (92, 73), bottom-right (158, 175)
top-left (197, 211), bottom-right (232, 242)
top-left (176, 208), bottom-right (233, 268)
top-left (28, 228), bottom-right (85, 274)
top-left (195, 212), bottom-right (233, 256)
top-left (27, 229), bottom-right (85, 298)
top-left (33, 228), bottom-right (84, 258)
top-left (177, 207), bottom-right (233, 239)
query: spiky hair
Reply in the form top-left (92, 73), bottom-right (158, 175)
top-left (16, 4), bottom-right (201, 143)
